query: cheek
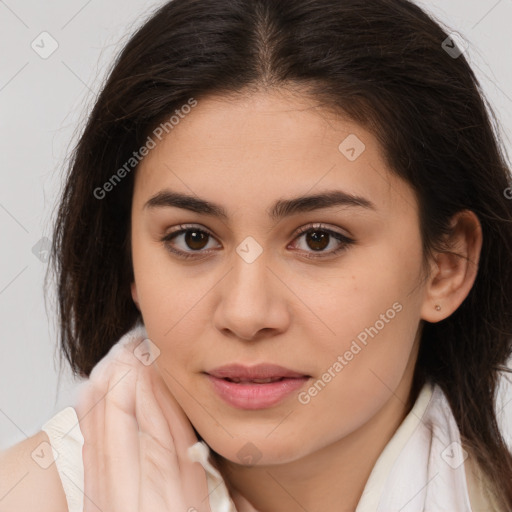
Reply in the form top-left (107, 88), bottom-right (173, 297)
top-left (307, 237), bottom-right (423, 393)
top-left (132, 236), bottom-right (204, 333)
top-left (132, 259), bottom-right (204, 373)
top-left (306, 260), bottom-right (418, 351)
top-left (296, 298), bottom-right (419, 449)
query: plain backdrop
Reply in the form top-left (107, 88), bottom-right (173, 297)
top-left (1, 0), bottom-right (512, 451)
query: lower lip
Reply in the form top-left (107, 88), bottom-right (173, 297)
top-left (206, 375), bottom-right (310, 410)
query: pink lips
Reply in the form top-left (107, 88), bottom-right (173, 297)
top-left (205, 363), bottom-right (311, 409)
top-left (207, 363), bottom-right (308, 380)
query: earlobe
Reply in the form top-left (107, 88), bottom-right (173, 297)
top-left (420, 210), bottom-right (483, 323)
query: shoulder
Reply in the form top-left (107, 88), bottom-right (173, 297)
top-left (0, 430), bottom-right (69, 512)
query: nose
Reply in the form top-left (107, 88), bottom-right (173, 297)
top-left (212, 246), bottom-right (291, 342)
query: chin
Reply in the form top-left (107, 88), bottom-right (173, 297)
top-left (200, 431), bottom-right (309, 467)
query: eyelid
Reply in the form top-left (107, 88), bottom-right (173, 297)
top-left (165, 223), bottom-right (216, 238)
top-left (292, 222), bottom-right (352, 239)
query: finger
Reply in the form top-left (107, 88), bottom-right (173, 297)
top-left (150, 368), bottom-right (212, 512)
top-left (103, 354), bottom-right (141, 512)
top-left (77, 337), bottom-right (144, 512)
top-left (136, 367), bottom-right (186, 511)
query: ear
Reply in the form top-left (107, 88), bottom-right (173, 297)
top-left (131, 281), bottom-right (140, 311)
top-left (420, 210), bottom-right (483, 323)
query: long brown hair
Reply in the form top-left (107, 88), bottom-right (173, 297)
top-left (46, 0), bottom-right (512, 507)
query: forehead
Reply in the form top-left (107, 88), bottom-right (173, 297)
top-left (133, 89), bottom-right (417, 220)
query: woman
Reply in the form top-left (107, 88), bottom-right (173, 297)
top-left (2, 0), bottom-right (512, 510)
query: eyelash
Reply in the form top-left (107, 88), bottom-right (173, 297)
top-left (160, 223), bottom-right (355, 260)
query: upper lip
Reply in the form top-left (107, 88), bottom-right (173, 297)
top-left (206, 364), bottom-right (309, 380)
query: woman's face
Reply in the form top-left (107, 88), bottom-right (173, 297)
top-left (130, 88), bottom-right (430, 465)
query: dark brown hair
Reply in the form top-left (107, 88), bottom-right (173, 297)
top-left (46, 0), bottom-right (512, 506)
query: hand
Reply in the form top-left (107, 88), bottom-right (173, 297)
top-left (74, 335), bottom-right (213, 512)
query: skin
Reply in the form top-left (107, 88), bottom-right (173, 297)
top-left (129, 86), bottom-right (482, 512)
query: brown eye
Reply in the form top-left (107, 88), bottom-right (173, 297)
top-left (291, 224), bottom-right (355, 259)
top-left (160, 224), bottom-right (220, 259)
top-left (183, 229), bottom-right (209, 250)
top-left (304, 230), bottom-right (330, 251)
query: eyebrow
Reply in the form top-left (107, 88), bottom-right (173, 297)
top-left (143, 189), bottom-right (376, 222)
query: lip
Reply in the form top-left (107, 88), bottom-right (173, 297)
top-left (205, 364), bottom-right (311, 410)
top-left (207, 363), bottom-right (309, 380)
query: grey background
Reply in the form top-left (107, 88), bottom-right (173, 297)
top-left (1, 0), bottom-right (512, 451)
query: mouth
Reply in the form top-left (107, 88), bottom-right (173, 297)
top-left (221, 376), bottom-right (290, 384)
top-left (206, 362), bottom-right (310, 381)
top-left (204, 364), bottom-right (311, 409)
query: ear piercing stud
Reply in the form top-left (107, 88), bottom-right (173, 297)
top-left (435, 304), bottom-right (441, 311)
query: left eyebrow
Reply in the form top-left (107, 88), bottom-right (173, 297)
top-left (143, 188), bottom-right (377, 222)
